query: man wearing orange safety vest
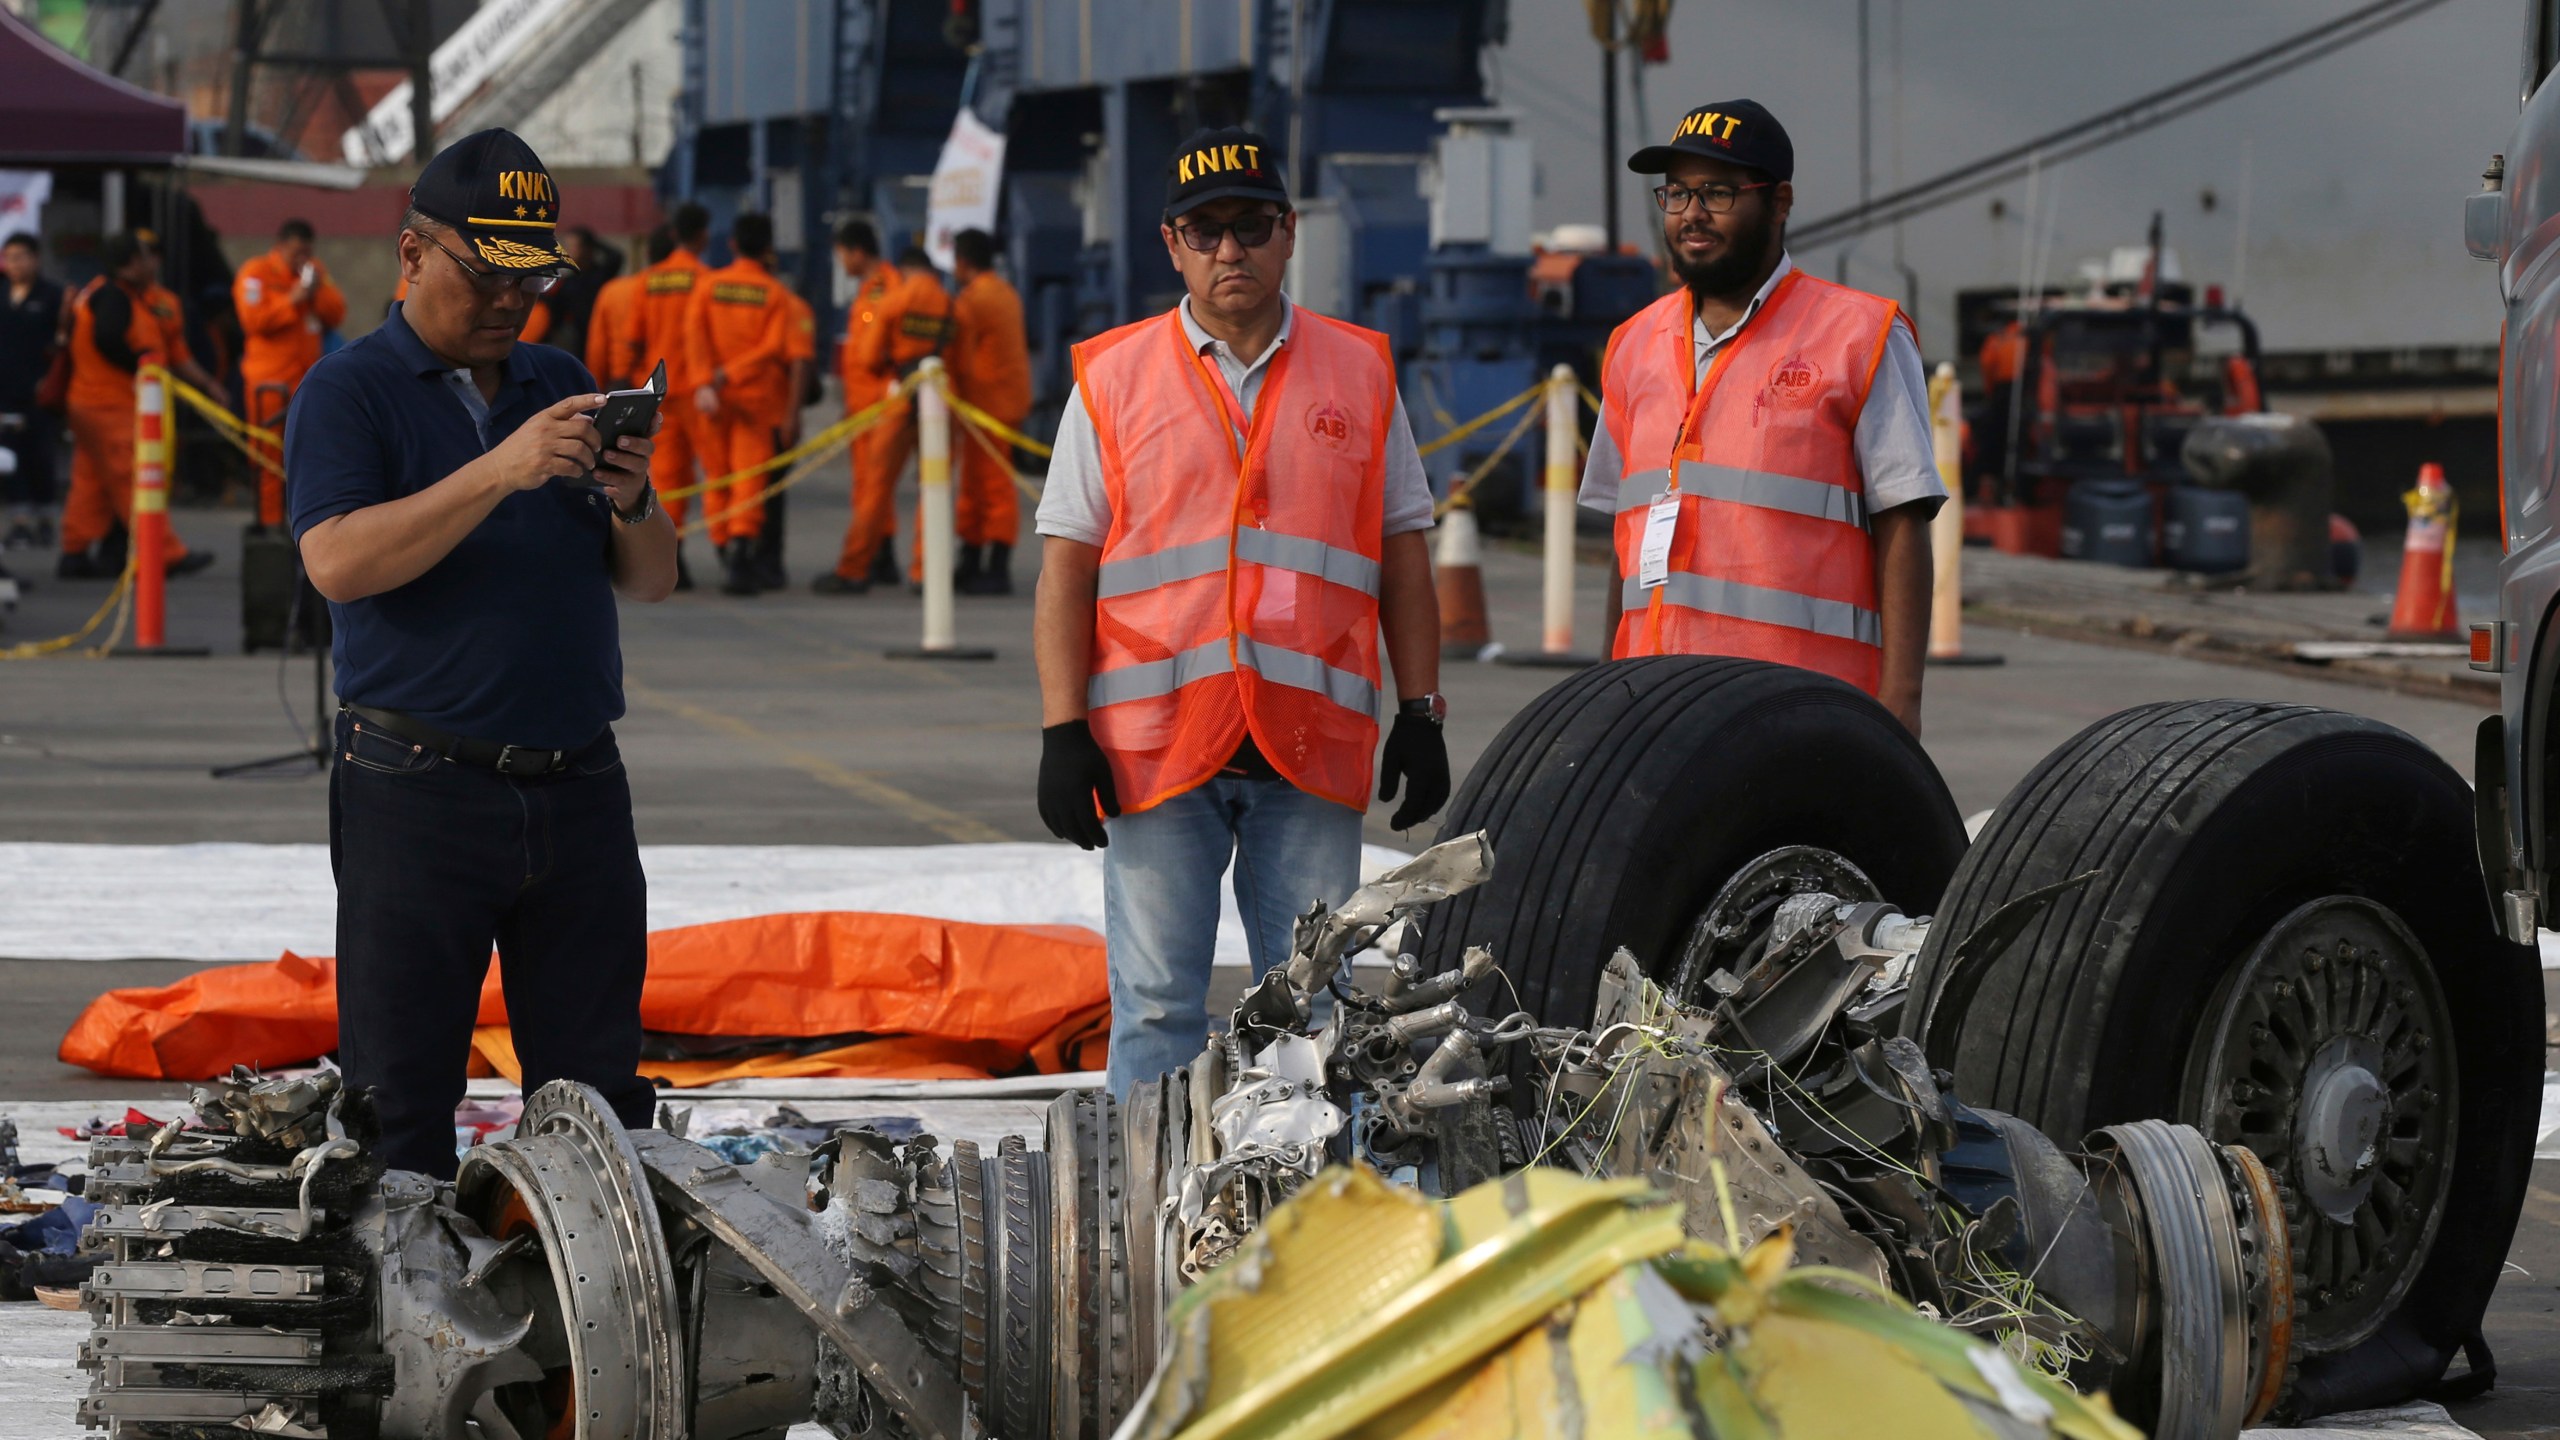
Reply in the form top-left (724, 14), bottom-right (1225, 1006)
top-left (634, 204), bottom-right (714, 590)
top-left (59, 233), bottom-right (223, 580)
top-left (1582, 100), bottom-right (1942, 733)
top-left (1033, 129), bottom-right (1450, 1095)
top-left (747, 281), bottom-right (819, 592)
top-left (816, 237), bottom-right (953, 591)
top-left (584, 225), bottom-right (663, 390)
top-left (234, 218), bottom-right (346, 530)
top-left (685, 211), bottom-right (796, 597)
top-left (945, 227), bottom-right (1034, 595)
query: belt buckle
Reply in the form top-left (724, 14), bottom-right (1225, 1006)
top-left (496, 744), bottom-right (538, 776)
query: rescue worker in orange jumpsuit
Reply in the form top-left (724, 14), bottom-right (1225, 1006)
top-left (584, 225), bottom-right (665, 390)
top-left (1580, 100), bottom-right (1942, 734)
top-left (944, 227), bottom-right (1034, 595)
top-left (812, 220), bottom-right (891, 594)
top-left (685, 211), bottom-right (796, 596)
top-left (59, 233), bottom-right (223, 579)
top-left (634, 204), bottom-right (713, 590)
top-left (233, 218), bottom-right (347, 530)
top-left (746, 283), bottom-right (819, 593)
top-left (816, 236), bottom-right (952, 592)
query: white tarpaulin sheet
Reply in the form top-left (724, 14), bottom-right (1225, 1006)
top-left (921, 105), bottom-right (1005, 272)
top-left (0, 841), bottom-right (1414, 964)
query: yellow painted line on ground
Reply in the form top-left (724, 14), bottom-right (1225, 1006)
top-left (624, 677), bottom-right (1012, 844)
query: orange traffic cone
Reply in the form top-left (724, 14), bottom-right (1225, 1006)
top-left (1436, 500), bottom-right (1493, 658)
top-left (2386, 463), bottom-right (2460, 639)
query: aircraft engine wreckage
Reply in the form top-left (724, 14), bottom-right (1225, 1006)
top-left (78, 837), bottom-right (2306, 1440)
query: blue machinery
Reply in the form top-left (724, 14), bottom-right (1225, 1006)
top-left (673, 0), bottom-right (1655, 519)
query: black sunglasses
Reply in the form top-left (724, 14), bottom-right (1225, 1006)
top-left (1171, 211), bottom-right (1284, 253)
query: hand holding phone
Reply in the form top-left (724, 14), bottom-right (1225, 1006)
top-left (579, 361), bottom-right (666, 486)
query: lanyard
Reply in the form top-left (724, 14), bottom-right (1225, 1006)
top-left (1665, 269), bottom-right (1801, 479)
top-left (1187, 342), bottom-right (1253, 462)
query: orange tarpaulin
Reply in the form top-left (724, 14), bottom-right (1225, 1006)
top-left (59, 911), bottom-right (1110, 1084)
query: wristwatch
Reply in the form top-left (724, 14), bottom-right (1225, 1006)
top-left (613, 482), bottom-right (658, 526)
top-left (1398, 692), bottom-right (1448, 725)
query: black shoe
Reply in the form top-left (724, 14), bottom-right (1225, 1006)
top-left (811, 571), bottom-right (871, 595)
top-left (95, 526), bottom-right (127, 575)
top-left (165, 552), bottom-right (215, 579)
top-left (756, 554), bottom-right (787, 591)
top-left (55, 551), bottom-right (103, 580)
top-left (954, 544), bottom-right (984, 592)
top-left (867, 543), bottom-right (900, 587)
top-left (674, 550), bottom-right (695, 592)
top-left (2, 521), bottom-right (34, 550)
top-left (961, 542), bottom-right (1014, 595)
top-left (720, 539), bottom-right (761, 596)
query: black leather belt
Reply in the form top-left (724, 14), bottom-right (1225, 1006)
top-left (343, 704), bottom-right (592, 777)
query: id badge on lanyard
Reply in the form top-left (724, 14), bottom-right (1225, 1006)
top-left (1643, 307), bottom-right (1756, 593)
top-left (1638, 492), bottom-right (1680, 589)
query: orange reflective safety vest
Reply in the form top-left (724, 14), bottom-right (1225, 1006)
top-left (1601, 270), bottom-right (1904, 692)
top-left (68, 278), bottom-right (189, 411)
top-left (1075, 308), bottom-right (1396, 813)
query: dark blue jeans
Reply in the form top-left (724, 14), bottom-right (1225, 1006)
top-left (328, 710), bottom-right (652, 1177)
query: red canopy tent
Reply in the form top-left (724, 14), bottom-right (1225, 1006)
top-left (0, 7), bottom-right (185, 163)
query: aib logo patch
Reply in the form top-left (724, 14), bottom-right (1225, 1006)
top-left (1767, 355), bottom-right (1824, 407)
top-left (1306, 400), bottom-right (1351, 448)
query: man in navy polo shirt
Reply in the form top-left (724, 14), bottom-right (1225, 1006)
top-left (286, 129), bottom-right (676, 1177)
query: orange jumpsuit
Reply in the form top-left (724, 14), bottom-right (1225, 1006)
top-left (584, 271), bottom-right (646, 389)
top-left (62, 277), bottom-right (193, 561)
top-left (833, 263), bottom-right (953, 580)
top-left (684, 256), bottom-right (795, 544)
top-left (235, 250), bottom-right (347, 526)
top-left (946, 270), bottom-right (1034, 550)
top-left (633, 248), bottom-right (710, 525)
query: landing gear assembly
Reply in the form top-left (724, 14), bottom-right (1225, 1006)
top-left (71, 660), bottom-right (2538, 1439)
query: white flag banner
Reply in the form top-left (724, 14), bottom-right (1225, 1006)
top-left (0, 170), bottom-right (52, 239)
top-left (923, 107), bottom-right (1007, 272)
top-left (341, 0), bottom-right (571, 167)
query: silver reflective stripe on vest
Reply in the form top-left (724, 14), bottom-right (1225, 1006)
top-left (1623, 573), bottom-right (1882, 647)
top-left (1087, 638), bottom-right (1235, 708)
top-left (1615, 466), bottom-right (1672, 512)
top-left (1235, 637), bottom-right (1381, 716)
top-left (1234, 527), bottom-right (1382, 597)
top-left (1675, 460), bottom-right (1868, 528)
top-left (1095, 537), bottom-right (1231, 600)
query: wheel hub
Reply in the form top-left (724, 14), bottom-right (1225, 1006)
top-left (1667, 844), bottom-right (1879, 1007)
top-left (2297, 1035), bottom-right (2389, 1222)
top-left (2183, 896), bottom-right (2456, 1357)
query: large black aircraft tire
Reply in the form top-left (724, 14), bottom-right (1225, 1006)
top-left (1417, 657), bottom-right (1967, 1033)
top-left (1905, 699), bottom-right (2542, 1417)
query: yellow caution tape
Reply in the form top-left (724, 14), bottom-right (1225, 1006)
top-left (155, 368), bottom-right (286, 478)
top-left (0, 549), bottom-right (139, 660)
top-left (945, 398), bottom-right (1047, 506)
top-left (939, 382), bottom-right (1053, 460)
top-left (1432, 393), bottom-right (1549, 518)
top-left (1414, 381), bottom-right (1544, 459)
top-left (658, 371), bottom-right (923, 504)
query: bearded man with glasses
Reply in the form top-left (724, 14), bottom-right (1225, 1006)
top-left (1581, 100), bottom-right (1943, 735)
top-left (284, 129), bottom-right (675, 1177)
top-left (1032, 127), bottom-right (1450, 1096)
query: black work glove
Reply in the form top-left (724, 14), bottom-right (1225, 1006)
top-left (1377, 713), bottom-right (1451, 832)
top-left (1039, 720), bottom-right (1121, 850)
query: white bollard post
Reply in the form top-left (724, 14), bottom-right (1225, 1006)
top-left (885, 359), bottom-right (995, 661)
top-left (1502, 364), bottom-right (1598, 667)
top-left (1925, 360), bottom-right (2001, 668)
top-left (1541, 364), bottom-right (1577, 653)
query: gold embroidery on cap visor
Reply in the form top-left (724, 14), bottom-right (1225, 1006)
top-left (471, 233), bottom-right (574, 271)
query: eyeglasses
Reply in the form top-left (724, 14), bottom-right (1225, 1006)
top-left (423, 231), bottom-right (562, 295)
top-left (1172, 211), bottom-right (1283, 253)
top-left (1652, 181), bottom-right (1773, 216)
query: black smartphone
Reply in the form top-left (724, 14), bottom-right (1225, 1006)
top-left (580, 360), bottom-right (665, 485)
